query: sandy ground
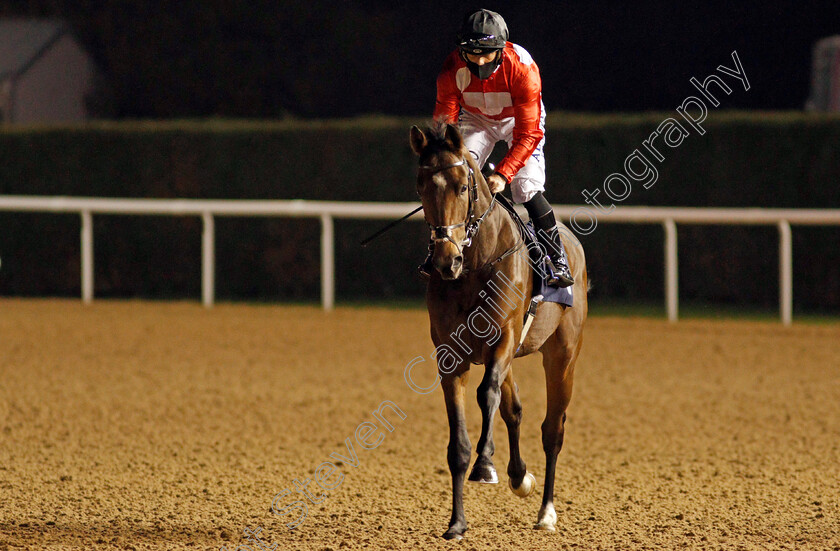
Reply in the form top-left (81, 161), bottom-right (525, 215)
top-left (1, 299), bottom-right (839, 551)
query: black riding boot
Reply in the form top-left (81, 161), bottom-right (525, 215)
top-left (524, 193), bottom-right (575, 288)
top-left (536, 223), bottom-right (575, 287)
top-left (418, 239), bottom-right (435, 279)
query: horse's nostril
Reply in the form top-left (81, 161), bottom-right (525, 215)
top-left (453, 255), bottom-right (463, 268)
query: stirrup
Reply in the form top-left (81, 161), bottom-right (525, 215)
top-left (418, 254), bottom-right (434, 279)
top-left (545, 257), bottom-right (574, 288)
top-left (418, 241), bottom-right (435, 279)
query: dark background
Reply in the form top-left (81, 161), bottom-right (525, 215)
top-left (2, 1), bottom-right (839, 118)
top-left (1, 2), bottom-right (838, 312)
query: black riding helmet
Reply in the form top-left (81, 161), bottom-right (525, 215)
top-left (457, 9), bottom-right (508, 79)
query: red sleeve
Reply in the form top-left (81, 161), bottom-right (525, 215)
top-left (495, 62), bottom-right (544, 182)
top-left (433, 53), bottom-right (461, 124)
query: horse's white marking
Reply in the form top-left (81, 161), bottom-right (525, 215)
top-left (509, 471), bottom-right (536, 497)
top-left (535, 502), bottom-right (557, 531)
top-left (468, 465), bottom-right (499, 484)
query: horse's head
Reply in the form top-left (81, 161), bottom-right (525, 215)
top-left (410, 123), bottom-right (480, 280)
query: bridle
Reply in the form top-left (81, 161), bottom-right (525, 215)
top-left (417, 157), bottom-right (496, 256)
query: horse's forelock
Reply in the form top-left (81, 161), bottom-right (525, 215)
top-left (428, 121), bottom-right (448, 143)
top-left (422, 122), bottom-right (464, 159)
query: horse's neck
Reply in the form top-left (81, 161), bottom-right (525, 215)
top-left (468, 186), bottom-right (519, 270)
top-left (461, 154), bottom-right (517, 268)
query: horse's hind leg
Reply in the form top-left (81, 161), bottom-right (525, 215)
top-left (536, 335), bottom-right (582, 531)
top-left (501, 370), bottom-right (536, 497)
top-left (441, 371), bottom-right (471, 540)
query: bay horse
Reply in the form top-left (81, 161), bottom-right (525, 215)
top-left (409, 123), bottom-right (588, 540)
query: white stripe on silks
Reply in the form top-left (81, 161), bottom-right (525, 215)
top-left (511, 43), bottom-right (534, 65)
top-left (456, 67), bottom-right (471, 92)
top-left (463, 92), bottom-right (512, 116)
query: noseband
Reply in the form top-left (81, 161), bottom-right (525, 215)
top-left (418, 157), bottom-right (496, 254)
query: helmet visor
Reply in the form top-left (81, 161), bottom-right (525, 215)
top-left (458, 33), bottom-right (504, 53)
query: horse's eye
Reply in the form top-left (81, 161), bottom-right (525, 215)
top-left (460, 185), bottom-right (468, 194)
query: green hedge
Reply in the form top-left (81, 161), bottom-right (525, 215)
top-left (1, 113), bottom-right (838, 311)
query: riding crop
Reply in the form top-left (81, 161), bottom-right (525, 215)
top-left (359, 205), bottom-right (424, 247)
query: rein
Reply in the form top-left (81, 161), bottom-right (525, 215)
top-left (418, 157), bottom-right (524, 274)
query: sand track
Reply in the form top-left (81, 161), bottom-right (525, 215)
top-left (1, 300), bottom-right (838, 550)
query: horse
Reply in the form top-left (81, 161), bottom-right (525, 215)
top-left (409, 123), bottom-right (588, 540)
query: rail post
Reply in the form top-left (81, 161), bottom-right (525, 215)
top-left (202, 212), bottom-right (215, 308)
top-left (80, 210), bottom-right (94, 304)
top-left (321, 213), bottom-right (335, 311)
top-left (663, 219), bottom-right (678, 322)
top-left (778, 220), bottom-right (792, 326)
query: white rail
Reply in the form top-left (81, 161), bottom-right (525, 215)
top-left (1, 196), bottom-right (839, 324)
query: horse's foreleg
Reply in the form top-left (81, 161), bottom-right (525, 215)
top-left (468, 335), bottom-right (514, 484)
top-left (536, 336), bottom-right (582, 531)
top-left (442, 371), bottom-right (471, 540)
top-left (500, 371), bottom-right (532, 495)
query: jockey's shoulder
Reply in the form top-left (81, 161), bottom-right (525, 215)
top-left (504, 43), bottom-right (536, 67)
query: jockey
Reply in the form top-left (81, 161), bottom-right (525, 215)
top-left (419, 9), bottom-right (574, 288)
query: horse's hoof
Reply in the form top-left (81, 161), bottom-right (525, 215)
top-left (509, 471), bottom-right (536, 497)
top-left (442, 524), bottom-right (467, 540)
top-left (468, 462), bottom-right (498, 484)
top-left (534, 503), bottom-right (557, 531)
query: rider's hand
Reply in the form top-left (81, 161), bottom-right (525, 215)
top-left (487, 173), bottom-right (507, 193)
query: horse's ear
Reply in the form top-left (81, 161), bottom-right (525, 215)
top-left (444, 124), bottom-right (463, 151)
top-left (409, 126), bottom-right (427, 156)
